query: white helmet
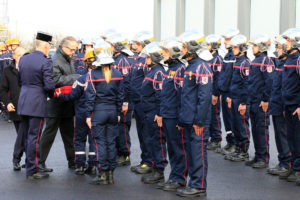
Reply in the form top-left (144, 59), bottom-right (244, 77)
top-left (229, 34), bottom-right (248, 53)
top-left (160, 38), bottom-right (183, 60)
top-left (132, 31), bottom-right (154, 47)
top-left (93, 41), bottom-right (114, 66)
top-left (222, 28), bottom-right (240, 39)
top-left (249, 34), bottom-right (271, 52)
top-left (178, 30), bottom-right (205, 54)
top-left (281, 28), bottom-right (300, 50)
top-left (274, 36), bottom-right (288, 55)
top-left (205, 34), bottom-right (222, 51)
top-left (140, 42), bottom-right (164, 64)
top-left (82, 38), bottom-right (94, 46)
top-left (107, 33), bottom-right (127, 52)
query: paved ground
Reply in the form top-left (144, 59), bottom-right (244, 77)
top-left (0, 116), bottom-right (300, 200)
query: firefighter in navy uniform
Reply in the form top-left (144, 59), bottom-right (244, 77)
top-left (108, 33), bottom-right (134, 166)
top-left (244, 34), bottom-right (274, 168)
top-left (176, 31), bottom-right (213, 197)
top-left (56, 50), bottom-right (97, 175)
top-left (156, 38), bottom-right (187, 191)
top-left (216, 29), bottom-right (240, 155)
top-left (73, 38), bottom-right (94, 75)
top-left (130, 31), bottom-right (155, 174)
top-left (268, 36), bottom-right (291, 176)
top-left (205, 34), bottom-right (223, 151)
top-left (280, 28), bottom-right (300, 185)
top-left (17, 32), bottom-right (55, 179)
top-left (85, 41), bottom-right (124, 185)
top-left (139, 42), bottom-right (167, 184)
top-left (224, 35), bottom-right (251, 162)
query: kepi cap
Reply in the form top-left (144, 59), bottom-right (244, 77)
top-left (36, 31), bottom-right (52, 43)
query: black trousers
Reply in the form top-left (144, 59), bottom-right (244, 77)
top-left (12, 121), bottom-right (25, 164)
top-left (39, 117), bottom-right (75, 165)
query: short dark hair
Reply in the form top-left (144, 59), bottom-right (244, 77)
top-left (60, 36), bottom-right (77, 47)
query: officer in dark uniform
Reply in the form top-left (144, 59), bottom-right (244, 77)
top-left (17, 31), bottom-right (55, 179)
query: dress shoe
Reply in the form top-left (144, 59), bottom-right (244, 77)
top-left (176, 187), bottom-right (206, 197)
top-left (206, 141), bottom-right (221, 151)
top-left (163, 180), bottom-right (184, 191)
top-left (75, 166), bottom-right (85, 175)
top-left (135, 164), bottom-right (152, 174)
top-left (142, 169), bottom-right (164, 184)
top-left (252, 161), bottom-right (268, 169)
top-left (27, 172), bottom-right (49, 180)
top-left (267, 165), bottom-right (289, 176)
top-left (38, 164), bottom-right (53, 172)
top-left (85, 166), bottom-right (97, 175)
top-left (13, 163), bottom-right (21, 171)
top-left (90, 171), bottom-right (108, 185)
top-left (117, 155), bottom-right (131, 166)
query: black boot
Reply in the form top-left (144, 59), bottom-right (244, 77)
top-left (176, 187), bottom-right (206, 197)
top-left (230, 149), bottom-right (249, 162)
top-left (206, 141), bottom-right (221, 150)
top-left (117, 155), bottom-right (131, 166)
top-left (38, 163), bottom-right (53, 172)
top-left (267, 165), bottom-right (289, 176)
top-left (13, 163), bottom-right (21, 171)
top-left (90, 171), bottom-right (108, 185)
top-left (108, 170), bottom-right (114, 184)
top-left (85, 166), bottom-right (97, 175)
top-left (142, 169), bottom-right (164, 184)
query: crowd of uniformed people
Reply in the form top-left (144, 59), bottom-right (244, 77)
top-left (0, 27), bottom-right (300, 197)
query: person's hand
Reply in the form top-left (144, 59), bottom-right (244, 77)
top-left (293, 107), bottom-right (300, 121)
top-left (193, 124), bottom-right (204, 136)
top-left (238, 104), bottom-right (247, 116)
top-left (122, 105), bottom-right (128, 115)
top-left (154, 115), bottom-right (163, 127)
top-left (86, 118), bottom-right (92, 129)
top-left (118, 116), bottom-right (121, 122)
top-left (7, 103), bottom-right (15, 112)
top-left (227, 97), bottom-right (232, 109)
top-left (212, 95), bottom-right (218, 106)
top-left (177, 125), bottom-right (183, 132)
top-left (259, 101), bottom-right (269, 113)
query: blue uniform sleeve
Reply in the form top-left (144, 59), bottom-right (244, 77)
top-left (59, 80), bottom-right (84, 102)
top-left (262, 58), bottom-right (274, 102)
top-left (241, 62), bottom-right (250, 104)
top-left (212, 56), bottom-right (223, 96)
top-left (155, 73), bottom-right (163, 116)
top-left (85, 72), bottom-right (96, 118)
top-left (194, 74), bottom-right (213, 126)
top-left (42, 59), bottom-right (55, 98)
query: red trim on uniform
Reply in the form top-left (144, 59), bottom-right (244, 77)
top-left (87, 77), bottom-right (124, 82)
top-left (284, 65), bottom-right (298, 68)
top-left (251, 63), bottom-right (274, 67)
top-left (181, 129), bottom-right (188, 186)
top-left (75, 58), bottom-right (84, 61)
top-left (90, 113), bottom-right (101, 170)
top-left (243, 115), bottom-right (250, 152)
top-left (163, 74), bottom-right (184, 80)
top-left (73, 117), bottom-right (77, 168)
top-left (77, 65), bottom-right (85, 69)
top-left (159, 127), bottom-right (166, 168)
top-left (124, 114), bottom-right (130, 154)
top-left (184, 71), bottom-right (213, 77)
top-left (135, 63), bottom-right (147, 67)
top-left (201, 129), bottom-right (205, 188)
top-left (264, 112), bottom-right (269, 163)
top-left (113, 65), bottom-right (132, 69)
top-left (35, 119), bottom-right (43, 173)
top-left (207, 63), bottom-right (222, 66)
top-left (144, 77), bottom-right (163, 83)
top-left (233, 66), bottom-right (250, 69)
top-left (215, 105), bottom-right (222, 140)
top-left (275, 68), bottom-right (283, 71)
top-left (289, 152), bottom-right (292, 170)
top-left (55, 86), bottom-right (72, 95)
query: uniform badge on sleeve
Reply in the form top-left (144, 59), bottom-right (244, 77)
top-left (201, 77), bottom-right (208, 85)
top-left (245, 69), bottom-right (249, 76)
top-left (72, 81), bottom-right (78, 88)
top-left (267, 66), bottom-right (273, 73)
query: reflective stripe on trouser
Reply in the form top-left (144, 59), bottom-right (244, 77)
top-left (21, 116), bottom-right (44, 176)
top-left (221, 92), bottom-right (236, 145)
top-left (231, 99), bottom-right (250, 152)
top-left (133, 101), bottom-right (152, 166)
top-left (250, 103), bottom-right (270, 163)
top-left (91, 109), bottom-right (118, 171)
top-left (285, 105), bottom-right (300, 171)
top-left (116, 110), bottom-right (133, 156)
top-left (183, 123), bottom-right (209, 189)
top-left (272, 114), bottom-right (291, 169)
top-left (164, 118), bottom-right (188, 185)
top-left (209, 100), bottom-right (222, 142)
top-left (74, 116), bottom-right (97, 167)
top-left (144, 110), bottom-right (167, 170)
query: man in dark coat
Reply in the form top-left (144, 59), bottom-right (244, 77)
top-left (39, 36), bottom-right (80, 171)
top-left (17, 32), bottom-right (55, 179)
top-left (0, 47), bottom-right (26, 171)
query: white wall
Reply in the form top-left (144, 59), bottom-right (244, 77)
top-left (185, 0), bottom-right (204, 33)
top-left (214, 0), bottom-right (238, 35)
top-left (250, 0), bottom-right (280, 38)
top-left (160, 0), bottom-right (177, 40)
top-left (296, 0), bottom-right (300, 28)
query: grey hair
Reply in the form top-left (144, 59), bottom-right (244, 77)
top-left (60, 36), bottom-right (77, 47)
